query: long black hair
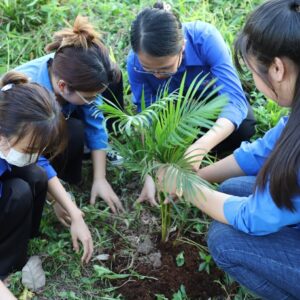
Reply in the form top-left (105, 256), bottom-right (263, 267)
top-left (234, 0), bottom-right (300, 211)
top-left (130, 2), bottom-right (183, 57)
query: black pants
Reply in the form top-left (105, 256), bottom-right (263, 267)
top-left (52, 117), bottom-right (85, 185)
top-left (0, 164), bottom-right (48, 279)
top-left (102, 72), bottom-right (124, 133)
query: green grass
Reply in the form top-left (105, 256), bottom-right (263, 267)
top-left (0, 0), bottom-right (287, 299)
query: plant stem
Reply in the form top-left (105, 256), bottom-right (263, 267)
top-left (159, 192), bottom-right (171, 242)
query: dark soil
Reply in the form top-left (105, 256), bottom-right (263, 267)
top-left (113, 237), bottom-right (226, 300)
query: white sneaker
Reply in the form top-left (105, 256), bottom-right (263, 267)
top-left (107, 150), bottom-right (124, 166)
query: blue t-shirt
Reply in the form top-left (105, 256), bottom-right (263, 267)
top-left (14, 54), bottom-right (108, 179)
top-left (224, 117), bottom-right (300, 235)
top-left (127, 21), bottom-right (248, 128)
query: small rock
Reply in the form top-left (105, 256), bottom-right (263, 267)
top-left (93, 254), bottom-right (110, 261)
top-left (137, 235), bottom-right (153, 255)
top-left (149, 251), bottom-right (162, 268)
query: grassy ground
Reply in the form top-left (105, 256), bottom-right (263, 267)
top-left (0, 0), bottom-right (289, 299)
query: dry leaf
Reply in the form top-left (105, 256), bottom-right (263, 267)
top-left (22, 256), bottom-right (45, 292)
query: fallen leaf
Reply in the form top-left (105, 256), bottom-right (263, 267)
top-left (22, 256), bottom-right (45, 292)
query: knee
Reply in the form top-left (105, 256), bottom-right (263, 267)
top-left (4, 178), bottom-right (33, 215)
top-left (218, 176), bottom-right (256, 197)
top-left (24, 164), bottom-right (48, 188)
top-left (207, 221), bottom-right (237, 269)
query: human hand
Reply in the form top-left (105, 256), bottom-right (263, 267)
top-left (156, 166), bottom-right (183, 201)
top-left (136, 175), bottom-right (158, 207)
top-left (90, 178), bottom-right (124, 213)
top-left (70, 215), bottom-right (93, 264)
top-left (53, 201), bottom-right (71, 227)
top-left (184, 141), bottom-right (207, 171)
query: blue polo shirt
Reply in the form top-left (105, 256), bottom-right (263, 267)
top-left (127, 21), bottom-right (248, 128)
top-left (223, 116), bottom-right (300, 235)
top-left (14, 54), bottom-right (108, 179)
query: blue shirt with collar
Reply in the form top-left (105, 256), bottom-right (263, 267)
top-left (127, 21), bottom-right (248, 128)
top-left (14, 53), bottom-right (108, 179)
top-left (224, 116), bottom-right (300, 235)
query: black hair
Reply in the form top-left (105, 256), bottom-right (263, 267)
top-left (130, 2), bottom-right (183, 57)
top-left (234, 0), bottom-right (300, 211)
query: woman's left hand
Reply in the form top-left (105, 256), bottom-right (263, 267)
top-left (70, 215), bottom-right (94, 264)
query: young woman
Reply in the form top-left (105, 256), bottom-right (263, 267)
top-left (128, 2), bottom-right (256, 205)
top-left (159, 0), bottom-right (300, 298)
top-left (0, 71), bottom-right (93, 283)
top-left (15, 16), bottom-right (124, 214)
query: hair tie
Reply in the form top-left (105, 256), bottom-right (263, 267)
top-left (163, 2), bottom-right (171, 11)
top-left (1, 83), bottom-right (14, 92)
top-left (47, 113), bottom-right (56, 121)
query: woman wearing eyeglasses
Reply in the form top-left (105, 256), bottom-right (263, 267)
top-left (127, 2), bottom-right (256, 206)
top-left (15, 16), bottom-right (124, 214)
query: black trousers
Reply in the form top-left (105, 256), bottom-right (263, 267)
top-left (52, 117), bottom-right (85, 185)
top-left (0, 164), bottom-right (48, 279)
top-left (51, 73), bottom-right (124, 185)
top-left (102, 72), bottom-right (124, 133)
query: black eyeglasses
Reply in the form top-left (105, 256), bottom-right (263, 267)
top-left (133, 52), bottom-right (182, 76)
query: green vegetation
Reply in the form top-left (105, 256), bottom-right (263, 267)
top-left (0, 0), bottom-right (287, 299)
top-left (100, 74), bottom-right (226, 242)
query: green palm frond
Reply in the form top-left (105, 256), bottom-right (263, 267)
top-left (98, 90), bottom-right (172, 136)
top-left (96, 73), bottom-right (227, 242)
top-left (98, 72), bottom-right (227, 175)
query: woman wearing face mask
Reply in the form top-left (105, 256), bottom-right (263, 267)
top-left (0, 71), bottom-right (93, 284)
top-left (127, 2), bottom-right (256, 206)
top-left (15, 16), bottom-right (124, 214)
top-left (159, 0), bottom-right (300, 298)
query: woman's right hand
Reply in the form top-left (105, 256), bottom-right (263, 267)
top-left (136, 175), bottom-right (158, 207)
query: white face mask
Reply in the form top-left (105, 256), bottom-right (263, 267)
top-left (0, 147), bottom-right (39, 167)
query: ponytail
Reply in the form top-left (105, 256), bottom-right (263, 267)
top-left (45, 15), bottom-right (102, 52)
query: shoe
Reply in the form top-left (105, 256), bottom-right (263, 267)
top-left (107, 150), bottom-right (124, 166)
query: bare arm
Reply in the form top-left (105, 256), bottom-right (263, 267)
top-left (48, 177), bottom-right (93, 263)
top-left (186, 118), bottom-right (235, 170)
top-left (187, 185), bottom-right (230, 223)
top-left (0, 281), bottom-right (17, 300)
top-left (197, 154), bottom-right (245, 183)
top-left (48, 176), bottom-right (82, 219)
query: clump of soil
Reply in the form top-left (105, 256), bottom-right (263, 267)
top-left (112, 236), bottom-right (226, 300)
